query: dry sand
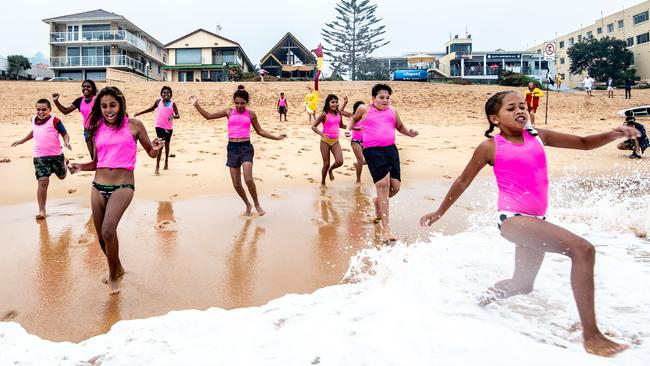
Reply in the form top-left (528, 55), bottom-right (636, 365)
top-left (1, 81), bottom-right (648, 342)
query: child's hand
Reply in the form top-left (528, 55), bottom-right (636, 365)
top-left (52, 92), bottom-right (60, 101)
top-left (189, 96), bottom-right (198, 106)
top-left (344, 129), bottom-right (351, 138)
top-left (152, 138), bottom-right (164, 150)
top-left (133, 112), bottom-right (140, 117)
top-left (64, 141), bottom-right (72, 150)
top-left (11, 140), bottom-right (22, 147)
top-left (614, 125), bottom-right (641, 139)
top-left (420, 211), bottom-right (441, 226)
top-left (277, 134), bottom-right (287, 140)
top-left (342, 95), bottom-right (348, 104)
top-left (409, 128), bottom-right (419, 137)
top-left (68, 163), bottom-right (81, 174)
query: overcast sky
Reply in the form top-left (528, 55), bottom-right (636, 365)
top-left (0, 0), bottom-right (639, 63)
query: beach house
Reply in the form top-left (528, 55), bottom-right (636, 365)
top-left (259, 33), bottom-right (317, 79)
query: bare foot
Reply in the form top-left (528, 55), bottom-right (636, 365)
top-left (36, 210), bottom-right (46, 220)
top-left (372, 197), bottom-right (381, 223)
top-left (243, 205), bottom-right (253, 217)
top-left (328, 169), bottom-right (335, 181)
top-left (255, 205), bottom-right (266, 216)
top-left (477, 280), bottom-right (533, 306)
top-left (381, 228), bottom-right (397, 243)
top-left (163, 164), bottom-right (169, 170)
top-left (584, 333), bottom-right (629, 357)
top-left (154, 168), bottom-right (160, 175)
top-left (108, 279), bottom-right (121, 295)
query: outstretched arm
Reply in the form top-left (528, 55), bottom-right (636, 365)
top-left (189, 96), bottom-right (228, 120)
top-left (420, 140), bottom-right (492, 226)
top-left (538, 125), bottom-right (640, 150)
top-left (51, 93), bottom-right (77, 115)
top-left (251, 111), bottom-right (286, 140)
top-left (11, 131), bottom-right (33, 146)
top-left (133, 99), bottom-right (159, 117)
top-left (339, 95), bottom-right (352, 119)
top-left (395, 110), bottom-right (418, 137)
top-left (131, 118), bottom-right (163, 158)
top-left (68, 143), bottom-right (98, 173)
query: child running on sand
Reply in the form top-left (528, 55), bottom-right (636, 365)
top-left (350, 101), bottom-right (366, 184)
top-left (419, 90), bottom-right (636, 357)
top-left (346, 84), bottom-right (418, 241)
top-left (68, 87), bottom-right (163, 294)
top-left (11, 99), bottom-right (71, 219)
top-left (278, 92), bottom-right (288, 121)
top-left (190, 88), bottom-right (287, 217)
top-left (52, 79), bottom-right (97, 155)
top-left (524, 81), bottom-right (544, 125)
top-left (133, 86), bottom-right (180, 174)
top-left (311, 94), bottom-right (351, 187)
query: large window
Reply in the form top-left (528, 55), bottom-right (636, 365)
top-left (175, 48), bottom-right (201, 64)
top-left (637, 32), bottom-right (650, 44)
top-left (82, 46), bottom-right (110, 65)
top-left (607, 23), bottom-right (614, 33)
top-left (634, 11), bottom-right (649, 25)
top-left (222, 50), bottom-right (235, 63)
top-left (178, 71), bottom-right (194, 82)
top-left (67, 47), bottom-right (81, 66)
top-left (597, 27), bottom-right (602, 34)
top-left (618, 20), bottom-right (625, 29)
top-left (559, 40), bottom-right (564, 48)
top-left (569, 37), bottom-right (574, 46)
top-left (627, 37), bottom-right (635, 47)
top-left (586, 31), bottom-right (593, 39)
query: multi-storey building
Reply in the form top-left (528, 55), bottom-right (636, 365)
top-left (530, 1), bottom-right (650, 88)
top-left (43, 9), bottom-right (168, 81)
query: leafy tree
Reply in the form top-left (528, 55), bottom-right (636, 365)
top-left (567, 37), bottom-right (634, 82)
top-left (321, 0), bottom-right (389, 80)
top-left (356, 58), bottom-right (390, 80)
top-left (7, 55), bottom-right (31, 79)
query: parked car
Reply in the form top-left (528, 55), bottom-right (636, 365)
top-left (49, 77), bottom-right (72, 81)
top-left (35, 76), bottom-right (51, 81)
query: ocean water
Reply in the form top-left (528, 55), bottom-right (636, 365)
top-left (1, 173), bottom-right (649, 365)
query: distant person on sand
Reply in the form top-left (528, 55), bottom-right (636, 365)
top-left (617, 110), bottom-right (649, 159)
top-left (607, 77), bottom-right (614, 98)
top-left (420, 90), bottom-right (637, 357)
top-left (350, 101), bottom-right (366, 184)
top-left (346, 84), bottom-right (418, 242)
top-left (311, 94), bottom-right (351, 187)
top-left (555, 74), bottom-right (563, 90)
top-left (582, 75), bottom-right (594, 96)
top-left (68, 86), bottom-right (163, 294)
top-left (190, 88), bottom-right (287, 217)
top-left (278, 92), bottom-right (288, 121)
top-left (624, 79), bottom-right (633, 99)
top-left (51, 79), bottom-right (97, 155)
top-left (258, 68), bottom-right (267, 82)
top-left (524, 81), bottom-right (544, 125)
top-left (11, 99), bottom-right (71, 219)
top-left (133, 86), bottom-right (180, 175)
top-left (305, 43), bottom-right (324, 124)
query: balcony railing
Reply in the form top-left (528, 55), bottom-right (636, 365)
top-left (49, 55), bottom-right (145, 73)
top-left (50, 30), bottom-right (146, 51)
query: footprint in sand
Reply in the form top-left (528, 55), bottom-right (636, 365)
top-left (154, 220), bottom-right (177, 231)
top-left (169, 193), bottom-right (179, 199)
top-left (306, 177), bottom-right (316, 183)
top-left (67, 189), bottom-right (77, 194)
top-left (1, 310), bottom-right (18, 321)
top-left (0, 158), bottom-right (11, 163)
top-left (284, 174), bottom-right (294, 178)
top-left (80, 173), bottom-right (92, 177)
top-left (76, 233), bottom-right (96, 246)
top-left (254, 177), bottom-right (263, 182)
top-left (185, 173), bottom-right (198, 177)
top-left (424, 195), bottom-right (436, 201)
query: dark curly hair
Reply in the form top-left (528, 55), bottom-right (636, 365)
top-left (484, 91), bottom-right (515, 138)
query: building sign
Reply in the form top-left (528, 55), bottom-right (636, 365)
top-left (486, 54), bottom-right (521, 60)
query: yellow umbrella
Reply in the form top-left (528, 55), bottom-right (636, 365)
top-left (408, 54), bottom-right (436, 64)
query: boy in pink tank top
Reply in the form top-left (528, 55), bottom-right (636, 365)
top-left (134, 86), bottom-right (180, 175)
top-left (277, 92), bottom-right (288, 121)
top-left (52, 79), bottom-right (97, 155)
top-left (311, 94), bottom-right (351, 187)
top-left (420, 91), bottom-right (639, 357)
top-left (190, 88), bottom-right (287, 217)
top-left (12, 99), bottom-right (71, 219)
top-left (346, 84), bottom-right (418, 242)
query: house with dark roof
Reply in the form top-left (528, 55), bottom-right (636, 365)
top-left (164, 29), bottom-right (254, 82)
top-left (259, 33), bottom-right (316, 78)
top-left (43, 9), bottom-right (168, 81)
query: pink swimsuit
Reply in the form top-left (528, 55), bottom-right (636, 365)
top-left (322, 112), bottom-right (341, 139)
top-left (32, 115), bottom-right (62, 158)
top-left (79, 96), bottom-right (96, 129)
top-left (228, 108), bottom-right (251, 139)
top-left (95, 116), bottom-right (137, 171)
top-left (362, 105), bottom-right (396, 148)
top-left (155, 99), bottom-right (175, 130)
top-left (278, 98), bottom-right (287, 107)
top-left (493, 130), bottom-right (548, 216)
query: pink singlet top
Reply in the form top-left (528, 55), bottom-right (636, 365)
top-left (155, 99), bottom-right (175, 130)
top-left (278, 98), bottom-right (287, 107)
top-left (493, 130), bottom-right (549, 216)
top-left (95, 116), bottom-right (137, 171)
top-left (322, 112), bottom-right (341, 139)
top-left (362, 104), bottom-right (396, 148)
top-left (228, 108), bottom-right (251, 139)
top-left (79, 96), bottom-right (96, 129)
top-left (32, 115), bottom-right (62, 158)
top-left (351, 117), bottom-right (364, 141)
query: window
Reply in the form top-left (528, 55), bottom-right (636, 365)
top-left (627, 37), bottom-right (635, 47)
top-left (569, 37), bottom-right (574, 45)
top-left (577, 34), bottom-right (582, 42)
top-left (222, 50), bottom-right (235, 63)
top-left (637, 32), bottom-right (650, 44)
top-left (559, 40), bottom-right (564, 48)
top-left (634, 11), bottom-right (649, 25)
top-left (597, 27), bottom-right (602, 34)
top-left (607, 23), bottom-right (614, 32)
top-left (175, 48), bottom-right (201, 64)
top-left (618, 20), bottom-right (624, 28)
top-left (586, 31), bottom-right (593, 39)
top-left (157, 65), bottom-right (161, 75)
top-left (560, 57), bottom-right (565, 64)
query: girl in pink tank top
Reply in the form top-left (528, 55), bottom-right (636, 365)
top-left (68, 86), bottom-right (163, 294)
top-left (350, 101), bottom-right (366, 184)
top-left (311, 94), bottom-right (352, 187)
top-left (420, 91), bottom-right (639, 357)
top-left (12, 99), bottom-right (71, 219)
top-left (190, 88), bottom-right (286, 217)
top-left (134, 86), bottom-right (180, 175)
top-left (52, 79), bottom-right (97, 155)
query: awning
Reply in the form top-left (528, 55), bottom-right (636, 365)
top-left (282, 64), bottom-right (315, 72)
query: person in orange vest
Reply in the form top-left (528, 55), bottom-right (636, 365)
top-left (524, 81), bottom-right (545, 125)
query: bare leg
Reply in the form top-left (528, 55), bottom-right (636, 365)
top-left (500, 217), bottom-right (628, 356)
top-left (328, 142), bottom-right (343, 181)
top-left (229, 166), bottom-right (252, 216)
top-left (36, 177), bottom-right (49, 219)
top-left (529, 111), bottom-right (536, 125)
top-left (90, 188), bottom-right (107, 255)
top-left (155, 149), bottom-right (161, 175)
top-left (242, 162), bottom-right (265, 216)
top-left (374, 174), bottom-right (398, 241)
top-left (351, 141), bottom-right (365, 184)
top-left (164, 141), bottom-right (170, 170)
top-left (487, 244), bottom-right (545, 300)
top-left (319, 141), bottom-right (331, 187)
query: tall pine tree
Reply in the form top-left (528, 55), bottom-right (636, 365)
top-left (321, 0), bottom-right (389, 80)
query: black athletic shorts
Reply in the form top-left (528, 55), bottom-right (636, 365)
top-left (278, 106), bottom-right (287, 114)
top-left (226, 141), bottom-right (254, 168)
top-left (155, 127), bottom-right (173, 143)
top-left (363, 144), bottom-right (400, 183)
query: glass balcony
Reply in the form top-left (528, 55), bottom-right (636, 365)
top-left (49, 55), bottom-right (145, 73)
top-left (50, 30), bottom-right (146, 51)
